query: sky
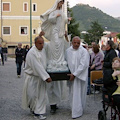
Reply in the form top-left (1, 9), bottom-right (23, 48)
top-left (68, 0), bottom-right (120, 17)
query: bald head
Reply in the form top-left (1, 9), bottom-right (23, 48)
top-left (18, 43), bottom-right (22, 48)
top-left (34, 36), bottom-right (44, 50)
top-left (72, 36), bottom-right (81, 50)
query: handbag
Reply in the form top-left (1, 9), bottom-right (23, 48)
top-left (93, 78), bottom-right (103, 84)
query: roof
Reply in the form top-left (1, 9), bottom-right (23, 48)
top-left (104, 32), bottom-right (119, 37)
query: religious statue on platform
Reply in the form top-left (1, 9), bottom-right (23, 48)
top-left (40, 0), bottom-right (71, 72)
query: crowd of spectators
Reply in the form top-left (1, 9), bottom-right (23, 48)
top-left (84, 40), bottom-right (120, 114)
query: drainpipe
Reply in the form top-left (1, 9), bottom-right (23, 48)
top-left (30, 0), bottom-right (32, 47)
top-left (0, 0), bottom-right (3, 44)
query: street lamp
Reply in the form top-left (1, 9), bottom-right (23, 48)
top-left (30, 0), bottom-right (32, 47)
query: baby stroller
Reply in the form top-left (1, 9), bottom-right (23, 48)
top-left (98, 87), bottom-right (120, 120)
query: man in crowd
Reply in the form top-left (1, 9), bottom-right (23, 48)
top-left (2, 45), bottom-right (8, 62)
top-left (15, 43), bottom-right (24, 78)
top-left (0, 44), bottom-right (4, 65)
top-left (22, 35), bottom-right (52, 120)
top-left (66, 36), bottom-right (89, 119)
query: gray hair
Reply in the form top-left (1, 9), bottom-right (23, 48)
top-left (113, 43), bottom-right (118, 49)
top-left (18, 43), bottom-right (22, 45)
top-left (34, 36), bottom-right (43, 43)
top-left (72, 36), bottom-right (81, 42)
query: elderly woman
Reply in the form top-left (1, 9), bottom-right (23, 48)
top-left (89, 44), bottom-right (103, 93)
top-left (90, 44), bottom-right (103, 71)
top-left (112, 57), bottom-right (120, 113)
top-left (103, 40), bottom-right (117, 95)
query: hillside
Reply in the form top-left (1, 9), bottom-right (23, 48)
top-left (116, 17), bottom-right (120, 20)
top-left (72, 4), bottom-right (120, 32)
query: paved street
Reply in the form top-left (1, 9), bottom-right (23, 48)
top-left (0, 58), bottom-right (103, 120)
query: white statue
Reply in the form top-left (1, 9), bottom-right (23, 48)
top-left (40, 0), bottom-right (71, 72)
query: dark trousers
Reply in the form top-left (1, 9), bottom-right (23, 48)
top-left (87, 77), bottom-right (91, 93)
top-left (3, 53), bottom-right (7, 61)
top-left (1, 53), bottom-right (4, 65)
top-left (113, 95), bottom-right (120, 113)
top-left (16, 62), bottom-right (22, 75)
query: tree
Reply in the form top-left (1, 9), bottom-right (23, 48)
top-left (117, 33), bottom-right (120, 40)
top-left (82, 33), bottom-right (91, 45)
top-left (84, 21), bottom-right (104, 44)
top-left (67, 2), bottom-right (80, 40)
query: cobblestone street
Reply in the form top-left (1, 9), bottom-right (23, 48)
top-left (0, 58), bottom-right (104, 120)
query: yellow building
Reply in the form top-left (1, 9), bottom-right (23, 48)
top-left (0, 0), bottom-right (67, 54)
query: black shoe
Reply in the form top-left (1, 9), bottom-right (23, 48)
top-left (50, 105), bottom-right (57, 114)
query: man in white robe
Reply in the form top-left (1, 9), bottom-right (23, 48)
top-left (66, 36), bottom-right (89, 119)
top-left (22, 36), bottom-right (52, 119)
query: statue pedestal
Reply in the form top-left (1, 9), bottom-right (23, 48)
top-left (47, 71), bottom-right (71, 81)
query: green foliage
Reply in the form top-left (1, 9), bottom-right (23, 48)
top-left (117, 33), bottom-right (120, 39)
top-left (72, 4), bottom-right (120, 32)
top-left (84, 21), bottom-right (104, 44)
top-left (83, 33), bottom-right (91, 45)
top-left (67, 2), bottom-right (80, 40)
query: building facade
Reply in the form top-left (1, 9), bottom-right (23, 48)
top-left (99, 32), bottom-right (119, 47)
top-left (0, 0), bottom-right (67, 54)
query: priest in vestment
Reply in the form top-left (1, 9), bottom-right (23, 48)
top-left (66, 36), bottom-right (89, 119)
top-left (22, 36), bottom-right (52, 119)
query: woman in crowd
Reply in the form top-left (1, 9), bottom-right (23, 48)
top-left (89, 44), bottom-right (103, 93)
top-left (103, 40), bottom-right (117, 95)
top-left (112, 57), bottom-right (120, 113)
top-left (23, 45), bottom-right (30, 68)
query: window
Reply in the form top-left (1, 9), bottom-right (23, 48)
top-left (23, 2), bottom-right (28, 12)
top-left (8, 46), bottom-right (16, 48)
top-left (3, 2), bottom-right (11, 12)
top-left (33, 29), bottom-right (36, 35)
top-left (32, 3), bottom-right (37, 12)
top-left (3, 27), bottom-right (11, 35)
top-left (20, 27), bottom-right (28, 35)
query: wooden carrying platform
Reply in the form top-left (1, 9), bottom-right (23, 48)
top-left (47, 71), bottom-right (71, 81)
